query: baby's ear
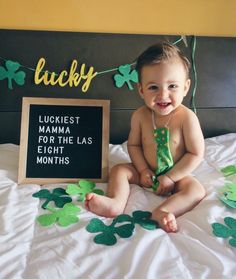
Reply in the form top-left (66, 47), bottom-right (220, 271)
top-left (184, 79), bottom-right (191, 96)
top-left (137, 83), bottom-right (144, 99)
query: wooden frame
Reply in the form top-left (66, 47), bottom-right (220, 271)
top-left (18, 97), bottom-right (110, 184)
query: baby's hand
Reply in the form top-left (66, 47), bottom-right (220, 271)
top-left (155, 175), bottom-right (175, 196)
top-left (140, 168), bottom-right (155, 188)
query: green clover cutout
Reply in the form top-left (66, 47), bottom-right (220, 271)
top-left (132, 210), bottom-right (159, 230)
top-left (212, 217), bottom-right (236, 248)
top-left (225, 184), bottom-right (236, 202)
top-left (86, 214), bottom-right (135, 246)
top-left (86, 210), bottom-right (159, 246)
top-left (66, 180), bottom-right (104, 201)
top-left (219, 196), bottom-right (236, 209)
top-left (219, 182), bottom-right (236, 206)
top-left (0, 60), bottom-right (26, 89)
top-left (221, 165), bottom-right (236, 177)
top-left (37, 203), bottom-right (81, 227)
top-left (114, 64), bottom-right (138, 90)
top-left (33, 188), bottom-right (72, 209)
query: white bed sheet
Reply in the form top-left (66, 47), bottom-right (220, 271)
top-left (0, 134), bottom-right (236, 279)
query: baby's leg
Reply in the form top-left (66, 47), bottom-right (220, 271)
top-left (86, 163), bottom-right (139, 217)
top-left (152, 176), bottom-right (206, 232)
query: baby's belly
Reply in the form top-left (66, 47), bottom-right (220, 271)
top-left (143, 142), bottom-right (185, 171)
top-left (143, 145), bottom-right (157, 170)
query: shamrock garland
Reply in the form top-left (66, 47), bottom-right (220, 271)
top-left (0, 60), bottom-right (26, 89)
top-left (211, 217), bottom-right (236, 248)
top-left (86, 210), bottom-right (159, 246)
top-left (1, 36), bottom-right (189, 91)
top-left (66, 180), bottom-right (104, 201)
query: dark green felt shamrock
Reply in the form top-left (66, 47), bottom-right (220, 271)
top-left (37, 203), bottom-right (81, 227)
top-left (114, 64), bottom-right (138, 90)
top-left (219, 196), bottom-right (236, 209)
top-left (66, 180), bottom-right (104, 201)
top-left (86, 214), bottom-right (135, 245)
top-left (0, 60), bottom-right (26, 89)
top-left (132, 210), bottom-right (159, 230)
top-left (86, 210), bottom-right (159, 246)
top-left (212, 217), bottom-right (236, 248)
top-left (33, 188), bottom-right (72, 209)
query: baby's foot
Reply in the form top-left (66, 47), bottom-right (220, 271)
top-left (152, 210), bottom-right (178, 233)
top-left (85, 193), bottom-right (124, 217)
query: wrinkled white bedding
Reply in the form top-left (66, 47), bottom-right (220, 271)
top-left (0, 134), bottom-right (236, 279)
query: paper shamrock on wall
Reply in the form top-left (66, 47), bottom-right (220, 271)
top-left (33, 188), bottom-right (72, 209)
top-left (86, 210), bottom-right (159, 246)
top-left (211, 217), bottom-right (236, 248)
top-left (0, 60), bottom-right (26, 89)
top-left (37, 203), bottom-right (81, 227)
top-left (66, 180), bottom-right (104, 201)
top-left (114, 64), bottom-right (138, 90)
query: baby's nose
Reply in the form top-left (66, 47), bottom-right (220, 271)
top-left (159, 88), bottom-right (169, 98)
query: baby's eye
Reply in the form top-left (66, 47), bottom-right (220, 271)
top-left (169, 84), bottom-right (178, 89)
top-left (148, 85), bottom-right (158, 91)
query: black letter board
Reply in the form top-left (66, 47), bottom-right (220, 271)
top-left (18, 97), bottom-right (110, 184)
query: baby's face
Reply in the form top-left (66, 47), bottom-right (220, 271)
top-left (138, 59), bottom-right (190, 116)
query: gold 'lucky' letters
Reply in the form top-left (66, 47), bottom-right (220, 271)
top-left (34, 58), bottom-right (97, 92)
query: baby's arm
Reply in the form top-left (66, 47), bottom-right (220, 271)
top-left (127, 110), bottom-right (154, 187)
top-left (165, 109), bottom-right (204, 183)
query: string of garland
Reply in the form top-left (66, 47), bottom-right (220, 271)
top-left (0, 36), bottom-right (185, 78)
top-left (0, 35), bottom-right (198, 113)
top-left (190, 36), bottom-right (197, 114)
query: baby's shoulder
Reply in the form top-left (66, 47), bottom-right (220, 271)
top-left (176, 105), bottom-right (197, 121)
top-left (132, 106), bottom-right (150, 119)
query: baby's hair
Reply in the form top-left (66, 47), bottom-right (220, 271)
top-left (135, 41), bottom-right (191, 81)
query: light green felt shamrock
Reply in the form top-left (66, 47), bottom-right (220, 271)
top-left (212, 217), bottom-right (236, 248)
top-left (225, 185), bottom-right (236, 201)
top-left (219, 182), bottom-right (236, 204)
top-left (37, 203), bottom-right (81, 227)
top-left (114, 64), bottom-right (138, 90)
top-left (221, 165), bottom-right (236, 177)
top-left (66, 179), bottom-right (104, 201)
top-left (0, 60), bottom-right (26, 89)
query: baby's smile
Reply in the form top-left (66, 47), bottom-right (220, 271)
top-left (157, 102), bottom-right (171, 108)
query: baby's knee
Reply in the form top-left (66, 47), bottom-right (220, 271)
top-left (196, 182), bottom-right (206, 200)
top-left (110, 163), bottom-right (130, 175)
top-left (110, 163), bottom-right (138, 180)
top-left (189, 177), bottom-right (206, 201)
top-left (178, 176), bottom-right (206, 200)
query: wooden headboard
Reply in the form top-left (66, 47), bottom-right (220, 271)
top-left (0, 29), bottom-right (236, 144)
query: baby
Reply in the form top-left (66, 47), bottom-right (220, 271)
top-left (86, 42), bottom-right (206, 232)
